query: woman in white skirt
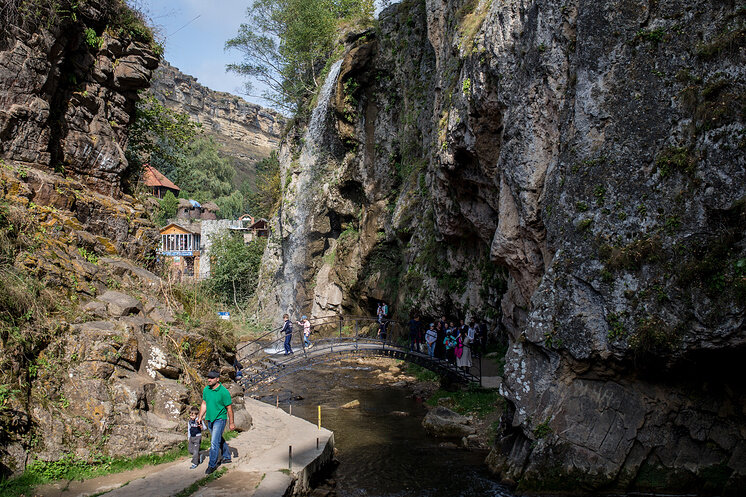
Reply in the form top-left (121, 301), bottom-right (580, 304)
top-left (455, 328), bottom-right (472, 372)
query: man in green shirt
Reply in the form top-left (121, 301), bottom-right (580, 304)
top-left (198, 370), bottom-right (235, 474)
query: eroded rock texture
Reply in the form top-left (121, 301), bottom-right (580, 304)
top-left (0, 1), bottom-right (158, 196)
top-left (0, 2), bottom-right (249, 477)
top-left (259, 0), bottom-right (745, 493)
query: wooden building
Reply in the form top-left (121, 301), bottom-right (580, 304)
top-left (143, 165), bottom-right (180, 199)
top-left (159, 223), bottom-right (201, 279)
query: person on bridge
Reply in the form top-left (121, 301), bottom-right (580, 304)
top-left (435, 321), bottom-right (445, 359)
top-left (298, 315), bottom-right (312, 348)
top-left (378, 318), bottom-right (388, 340)
top-left (282, 314), bottom-right (293, 355)
top-left (408, 314), bottom-right (422, 351)
top-left (444, 323), bottom-right (457, 364)
top-left (456, 328), bottom-right (473, 372)
top-left (198, 371), bottom-right (235, 475)
top-left (425, 323), bottom-right (438, 358)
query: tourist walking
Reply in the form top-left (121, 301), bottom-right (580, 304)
top-left (457, 328), bottom-right (473, 372)
top-left (187, 406), bottom-right (207, 469)
top-left (435, 321), bottom-right (445, 359)
top-left (378, 319), bottom-right (388, 340)
top-left (297, 315), bottom-right (312, 348)
top-left (408, 315), bottom-right (422, 351)
top-left (444, 323), bottom-right (457, 364)
top-left (198, 371), bottom-right (235, 475)
top-left (282, 313), bottom-right (293, 355)
top-left (425, 323), bottom-right (438, 358)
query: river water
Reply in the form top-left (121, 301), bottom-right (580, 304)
top-left (256, 360), bottom-right (513, 497)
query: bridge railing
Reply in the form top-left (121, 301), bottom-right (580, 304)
top-left (236, 315), bottom-right (404, 365)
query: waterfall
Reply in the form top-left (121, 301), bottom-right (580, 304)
top-left (277, 60), bottom-right (343, 318)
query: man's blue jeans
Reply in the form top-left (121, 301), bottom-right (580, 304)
top-left (207, 418), bottom-right (231, 468)
top-left (427, 341), bottom-right (436, 357)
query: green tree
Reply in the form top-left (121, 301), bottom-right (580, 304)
top-left (126, 94), bottom-right (202, 170)
top-left (156, 190), bottom-right (179, 225)
top-left (245, 151), bottom-right (281, 218)
top-left (225, 0), bottom-right (374, 114)
top-left (208, 235), bottom-right (266, 305)
top-left (174, 136), bottom-right (235, 201)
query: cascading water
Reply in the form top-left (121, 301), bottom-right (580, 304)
top-left (276, 59), bottom-right (343, 322)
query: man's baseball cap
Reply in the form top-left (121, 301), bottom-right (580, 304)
top-left (207, 371), bottom-right (220, 378)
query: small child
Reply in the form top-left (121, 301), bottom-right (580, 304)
top-left (187, 406), bottom-right (206, 469)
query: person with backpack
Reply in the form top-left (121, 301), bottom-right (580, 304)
top-left (377, 303), bottom-right (384, 323)
top-left (444, 323), bottom-right (457, 364)
top-left (282, 313), bottom-right (293, 355)
top-left (378, 319), bottom-right (388, 341)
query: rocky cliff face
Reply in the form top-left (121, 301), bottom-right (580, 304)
top-left (257, 0), bottom-right (745, 493)
top-left (149, 61), bottom-right (285, 184)
top-left (0, 1), bottom-right (160, 197)
top-left (0, 2), bottom-right (250, 477)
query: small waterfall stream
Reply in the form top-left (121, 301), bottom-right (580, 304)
top-left (277, 60), bottom-right (344, 317)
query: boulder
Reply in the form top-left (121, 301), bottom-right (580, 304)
top-left (422, 407), bottom-right (476, 438)
top-left (143, 380), bottom-right (189, 421)
top-left (341, 400), bottom-right (360, 409)
top-left (233, 406), bottom-right (253, 432)
top-left (97, 291), bottom-right (142, 317)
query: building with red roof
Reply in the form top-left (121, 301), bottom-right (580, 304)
top-left (142, 165), bottom-right (180, 199)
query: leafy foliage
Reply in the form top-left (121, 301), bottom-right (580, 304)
top-left (155, 190), bottom-right (179, 225)
top-left (225, 0), bottom-right (374, 113)
top-left (426, 385), bottom-right (503, 418)
top-left (244, 151), bottom-right (281, 218)
top-left (127, 94), bottom-right (202, 172)
top-left (129, 97), bottom-right (254, 221)
top-left (208, 235), bottom-right (267, 305)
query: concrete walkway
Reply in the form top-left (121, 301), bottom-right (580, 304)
top-left (38, 398), bottom-right (333, 497)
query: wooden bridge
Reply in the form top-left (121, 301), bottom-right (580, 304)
top-left (236, 316), bottom-right (481, 391)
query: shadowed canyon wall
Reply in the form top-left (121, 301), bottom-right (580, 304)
top-left (257, 0), bottom-right (745, 493)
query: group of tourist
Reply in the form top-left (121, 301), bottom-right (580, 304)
top-left (409, 315), bottom-right (487, 372)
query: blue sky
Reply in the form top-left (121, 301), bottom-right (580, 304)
top-left (136, 1), bottom-right (394, 110)
top-left (137, 0), bottom-right (260, 102)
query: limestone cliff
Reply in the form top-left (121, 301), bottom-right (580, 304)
top-left (0, 1), bottom-right (250, 477)
top-left (256, 0), bottom-right (745, 494)
top-left (149, 61), bottom-right (285, 185)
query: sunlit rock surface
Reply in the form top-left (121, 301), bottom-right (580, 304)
top-left (257, 0), bottom-right (745, 493)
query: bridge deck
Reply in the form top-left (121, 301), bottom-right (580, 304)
top-left (239, 337), bottom-right (480, 391)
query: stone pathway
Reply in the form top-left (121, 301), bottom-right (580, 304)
top-left (35, 398), bottom-right (333, 497)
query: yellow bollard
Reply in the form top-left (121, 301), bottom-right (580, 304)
top-left (318, 405), bottom-right (321, 429)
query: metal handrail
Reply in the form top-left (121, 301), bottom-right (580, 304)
top-left (236, 314), bottom-right (402, 356)
top-left (240, 340), bottom-right (481, 390)
top-left (236, 315), bottom-right (402, 362)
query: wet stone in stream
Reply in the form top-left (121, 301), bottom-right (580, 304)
top-left (255, 358), bottom-right (512, 497)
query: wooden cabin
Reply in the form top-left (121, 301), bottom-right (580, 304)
top-left (158, 223), bottom-right (201, 279)
top-left (143, 165), bottom-right (180, 199)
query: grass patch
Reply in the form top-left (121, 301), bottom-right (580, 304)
top-left (426, 384), bottom-right (502, 418)
top-left (0, 445), bottom-right (189, 497)
top-left (405, 363), bottom-right (440, 382)
top-left (0, 429), bottom-right (240, 496)
top-left (173, 467), bottom-right (227, 497)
